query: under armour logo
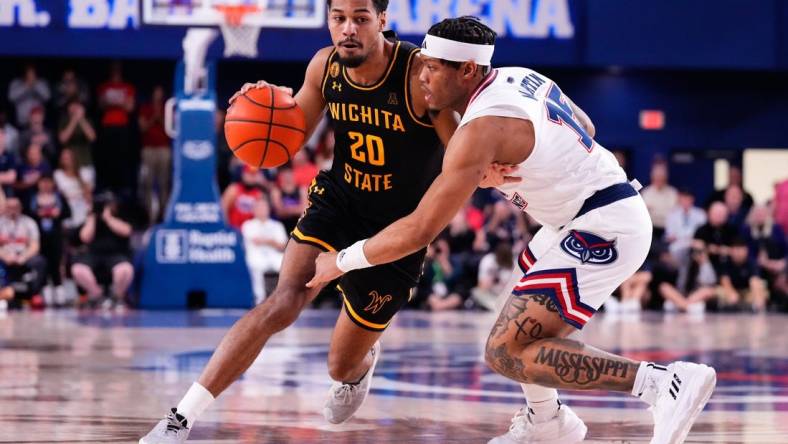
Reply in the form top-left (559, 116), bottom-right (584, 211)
top-left (388, 92), bottom-right (399, 105)
top-left (332, 81), bottom-right (342, 92)
top-left (364, 290), bottom-right (393, 314)
top-left (310, 185), bottom-right (325, 195)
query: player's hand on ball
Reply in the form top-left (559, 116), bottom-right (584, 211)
top-left (479, 162), bottom-right (521, 188)
top-left (229, 80), bottom-right (293, 104)
top-left (306, 251), bottom-right (343, 288)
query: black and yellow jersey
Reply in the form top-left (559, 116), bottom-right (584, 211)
top-left (320, 34), bottom-right (443, 225)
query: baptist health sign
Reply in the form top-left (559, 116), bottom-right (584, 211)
top-left (139, 64), bottom-right (254, 309)
top-left (156, 230), bottom-right (237, 264)
top-left (0, 0), bottom-right (574, 39)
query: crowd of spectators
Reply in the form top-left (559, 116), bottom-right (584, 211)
top-left (617, 162), bottom-right (788, 315)
top-left (0, 63), bottom-right (153, 309)
top-left (1, 61), bottom-right (786, 316)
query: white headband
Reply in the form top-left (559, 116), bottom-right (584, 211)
top-left (421, 34), bottom-right (494, 65)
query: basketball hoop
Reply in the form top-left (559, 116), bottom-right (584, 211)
top-left (214, 4), bottom-right (263, 58)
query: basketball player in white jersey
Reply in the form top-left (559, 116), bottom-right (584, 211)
top-left (308, 16), bottom-right (717, 444)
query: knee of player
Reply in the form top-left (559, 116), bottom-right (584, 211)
top-left (256, 290), bottom-right (305, 331)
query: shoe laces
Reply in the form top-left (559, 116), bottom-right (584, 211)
top-left (165, 409), bottom-right (188, 434)
top-left (507, 408), bottom-right (533, 438)
top-left (332, 383), bottom-right (359, 405)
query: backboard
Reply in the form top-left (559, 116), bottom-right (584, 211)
top-left (142, 0), bottom-right (325, 29)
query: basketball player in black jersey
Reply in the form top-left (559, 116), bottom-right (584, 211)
top-left (139, 0), bottom-right (513, 442)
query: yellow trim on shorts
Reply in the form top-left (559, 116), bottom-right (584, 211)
top-left (291, 227), bottom-right (336, 252)
top-left (337, 285), bottom-right (391, 331)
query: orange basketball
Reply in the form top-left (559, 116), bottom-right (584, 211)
top-left (224, 85), bottom-right (306, 168)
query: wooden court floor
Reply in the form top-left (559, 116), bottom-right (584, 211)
top-left (0, 308), bottom-right (785, 443)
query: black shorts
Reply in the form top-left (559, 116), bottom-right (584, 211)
top-left (292, 171), bottom-right (425, 331)
top-left (74, 253), bottom-right (130, 283)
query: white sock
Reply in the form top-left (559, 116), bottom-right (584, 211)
top-left (521, 383), bottom-right (560, 423)
top-left (632, 362), bottom-right (668, 405)
top-left (176, 382), bottom-right (215, 426)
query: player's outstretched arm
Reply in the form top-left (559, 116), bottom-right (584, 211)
top-left (306, 117), bottom-right (505, 288)
top-left (228, 47), bottom-right (332, 140)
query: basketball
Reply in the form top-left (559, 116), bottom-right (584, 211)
top-left (224, 85), bottom-right (306, 168)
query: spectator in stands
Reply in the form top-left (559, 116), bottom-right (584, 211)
top-left (743, 204), bottom-right (788, 309)
top-left (0, 197), bottom-right (46, 303)
top-left (707, 165), bottom-right (754, 213)
top-left (693, 201), bottom-right (738, 277)
top-left (664, 188), bottom-right (706, 289)
top-left (0, 128), bottom-right (18, 197)
top-left (641, 161), bottom-right (678, 239)
top-left (723, 185), bottom-right (748, 229)
top-left (138, 85), bottom-right (172, 223)
top-left (19, 106), bottom-right (56, 163)
top-left (95, 61), bottom-right (137, 195)
top-left (70, 191), bottom-right (133, 308)
top-left (645, 244), bottom-right (683, 312)
top-left (773, 178), bottom-right (788, 234)
top-left (270, 167), bottom-right (307, 233)
top-left (471, 242), bottom-right (513, 311)
top-left (221, 165), bottom-right (264, 229)
top-left (55, 69), bottom-right (90, 113)
top-left (485, 200), bottom-right (527, 249)
top-left (30, 175), bottom-right (70, 306)
top-left (442, 208), bottom-right (488, 300)
top-left (719, 239), bottom-right (768, 312)
top-left (618, 268), bottom-right (652, 313)
top-left (310, 117), bottom-right (334, 170)
top-left (423, 239), bottom-right (465, 311)
top-left (58, 99), bottom-right (96, 178)
top-left (0, 110), bottom-right (20, 157)
top-left (54, 148), bottom-right (93, 231)
top-left (291, 150), bottom-right (319, 188)
top-left (15, 143), bottom-right (52, 210)
top-left (241, 198), bottom-right (287, 304)
top-left (7, 64), bottom-right (50, 128)
top-left (661, 240), bottom-right (718, 313)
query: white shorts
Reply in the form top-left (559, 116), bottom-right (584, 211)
top-left (512, 195), bottom-right (652, 329)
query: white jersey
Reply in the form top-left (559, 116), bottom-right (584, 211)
top-left (460, 67), bottom-right (627, 229)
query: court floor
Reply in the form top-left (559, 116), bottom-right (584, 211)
top-left (0, 308), bottom-right (785, 443)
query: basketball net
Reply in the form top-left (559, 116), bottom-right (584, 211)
top-left (214, 4), bottom-right (262, 58)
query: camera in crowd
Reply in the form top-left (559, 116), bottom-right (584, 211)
top-left (92, 191), bottom-right (116, 215)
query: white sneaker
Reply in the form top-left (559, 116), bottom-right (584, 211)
top-left (622, 298), bottom-right (642, 313)
top-left (603, 297), bottom-right (620, 315)
top-left (488, 404), bottom-right (587, 444)
top-left (323, 341), bottom-right (380, 424)
top-left (687, 302), bottom-right (705, 316)
top-left (649, 362), bottom-right (716, 444)
top-left (139, 408), bottom-right (191, 444)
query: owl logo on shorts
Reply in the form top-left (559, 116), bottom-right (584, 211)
top-left (560, 230), bottom-right (618, 265)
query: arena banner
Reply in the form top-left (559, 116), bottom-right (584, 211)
top-left (1, 0), bottom-right (578, 65)
top-left (1, 0), bottom-right (783, 68)
top-left (139, 62), bottom-right (254, 309)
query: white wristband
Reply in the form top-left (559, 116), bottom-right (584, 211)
top-left (336, 239), bottom-right (373, 273)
